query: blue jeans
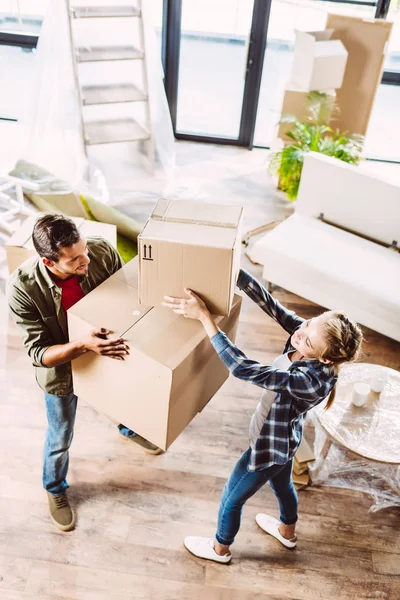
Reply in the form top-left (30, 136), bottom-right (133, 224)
top-left (216, 448), bottom-right (298, 546)
top-left (43, 392), bottom-right (135, 495)
top-left (43, 392), bottom-right (78, 495)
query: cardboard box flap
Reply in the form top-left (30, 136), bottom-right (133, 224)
top-left (140, 219), bottom-right (239, 248)
top-left (308, 29), bottom-right (334, 42)
top-left (126, 293), bottom-right (242, 370)
top-left (151, 198), bottom-right (242, 229)
top-left (294, 29), bottom-right (346, 57)
top-left (6, 218), bottom-right (38, 249)
top-left (315, 40), bottom-right (347, 58)
top-left (69, 277), bottom-right (152, 337)
top-left (113, 259), bottom-right (139, 288)
top-left (80, 220), bottom-right (115, 242)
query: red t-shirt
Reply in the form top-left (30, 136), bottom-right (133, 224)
top-left (56, 276), bottom-right (85, 311)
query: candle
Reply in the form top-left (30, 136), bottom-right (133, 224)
top-left (371, 372), bottom-right (387, 393)
top-left (352, 382), bottom-right (370, 407)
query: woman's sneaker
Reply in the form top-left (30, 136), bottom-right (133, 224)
top-left (184, 536), bottom-right (232, 564)
top-left (47, 492), bottom-right (75, 532)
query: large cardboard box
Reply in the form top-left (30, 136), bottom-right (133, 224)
top-left (278, 84), bottom-right (336, 140)
top-left (290, 29), bottom-right (348, 92)
top-left (138, 199), bottom-right (243, 316)
top-left (6, 215), bottom-right (117, 274)
top-left (326, 14), bottom-right (393, 137)
top-left (68, 258), bottom-right (242, 450)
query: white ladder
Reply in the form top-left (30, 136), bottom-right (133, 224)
top-left (66, 1), bottom-right (154, 165)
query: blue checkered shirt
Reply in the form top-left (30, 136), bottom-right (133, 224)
top-left (210, 269), bottom-right (337, 472)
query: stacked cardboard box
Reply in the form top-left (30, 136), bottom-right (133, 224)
top-left (69, 257), bottom-right (242, 450)
top-left (293, 437), bottom-right (315, 490)
top-left (69, 200), bottom-right (244, 449)
top-left (279, 17), bottom-right (393, 141)
top-left (138, 199), bottom-right (243, 316)
top-left (278, 29), bottom-right (348, 141)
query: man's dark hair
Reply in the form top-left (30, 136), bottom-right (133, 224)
top-left (32, 214), bottom-right (81, 262)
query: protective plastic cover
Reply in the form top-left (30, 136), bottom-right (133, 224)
top-left (309, 363), bottom-right (400, 512)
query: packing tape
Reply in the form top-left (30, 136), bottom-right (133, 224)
top-left (152, 215), bottom-right (239, 229)
top-left (152, 198), bottom-right (241, 229)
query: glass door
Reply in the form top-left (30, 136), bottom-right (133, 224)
top-left (164, 0), bottom-right (271, 146)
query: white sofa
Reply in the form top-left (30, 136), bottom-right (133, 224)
top-left (248, 153), bottom-right (400, 342)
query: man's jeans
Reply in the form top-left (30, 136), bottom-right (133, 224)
top-left (43, 392), bottom-right (134, 495)
top-left (216, 448), bottom-right (298, 546)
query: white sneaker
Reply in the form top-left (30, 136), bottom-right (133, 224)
top-left (256, 514), bottom-right (297, 548)
top-left (184, 536), bottom-right (232, 564)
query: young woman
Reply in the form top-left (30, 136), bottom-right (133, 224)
top-left (162, 268), bottom-right (363, 564)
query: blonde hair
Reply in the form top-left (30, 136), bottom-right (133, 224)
top-left (320, 311), bottom-right (363, 409)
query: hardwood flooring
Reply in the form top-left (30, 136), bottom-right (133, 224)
top-left (0, 141), bottom-right (399, 600)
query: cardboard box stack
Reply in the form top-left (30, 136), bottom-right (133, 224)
top-left (293, 437), bottom-right (315, 490)
top-left (69, 257), bottom-right (242, 450)
top-left (138, 199), bottom-right (243, 316)
top-left (278, 28), bottom-right (348, 141)
top-left (325, 14), bottom-right (393, 138)
top-left (6, 215), bottom-right (117, 274)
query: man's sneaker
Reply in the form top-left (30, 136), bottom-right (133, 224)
top-left (118, 426), bottom-right (163, 455)
top-left (47, 492), bottom-right (75, 532)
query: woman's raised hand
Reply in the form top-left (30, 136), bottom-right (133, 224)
top-left (162, 288), bottom-right (209, 321)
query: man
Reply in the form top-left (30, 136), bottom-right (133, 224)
top-left (7, 214), bottom-right (162, 532)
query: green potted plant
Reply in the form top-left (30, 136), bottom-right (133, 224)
top-left (269, 92), bottom-right (364, 201)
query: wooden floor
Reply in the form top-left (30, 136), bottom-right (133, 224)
top-left (0, 142), bottom-right (399, 600)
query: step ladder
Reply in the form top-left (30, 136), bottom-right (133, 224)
top-left (66, 1), bottom-right (154, 164)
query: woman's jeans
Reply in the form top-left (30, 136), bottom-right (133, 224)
top-left (43, 392), bottom-right (135, 495)
top-left (216, 448), bottom-right (298, 546)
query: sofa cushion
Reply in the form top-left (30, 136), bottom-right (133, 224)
top-left (249, 213), bottom-right (400, 340)
top-left (296, 153), bottom-right (400, 248)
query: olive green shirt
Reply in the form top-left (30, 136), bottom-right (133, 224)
top-left (7, 237), bottom-right (123, 397)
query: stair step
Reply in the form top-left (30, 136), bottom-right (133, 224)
top-left (84, 117), bottom-right (150, 145)
top-left (77, 45), bottom-right (144, 63)
top-left (82, 83), bottom-right (147, 105)
top-left (71, 5), bottom-right (141, 19)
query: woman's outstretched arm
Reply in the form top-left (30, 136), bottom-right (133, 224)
top-left (237, 269), bottom-right (304, 334)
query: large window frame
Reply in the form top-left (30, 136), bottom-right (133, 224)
top-left (161, 0), bottom-right (399, 159)
top-left (162, 0), bottom-right (272, 147)
top-left (1, 0), bottom-right (399, 158)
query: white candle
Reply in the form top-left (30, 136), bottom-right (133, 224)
top-left (371, 372), bottom-right (387, 393)
top-left (352, 382), bottom-right (370, 407)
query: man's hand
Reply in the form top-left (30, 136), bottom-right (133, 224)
top-left (82, 328), bottom-right (130, 361)
top-left (42, 327), bottom-right (130, 368)
top-left (162, 289), bottom-right (209, 321)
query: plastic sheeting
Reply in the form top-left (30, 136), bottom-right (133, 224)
top-left (309, 363), bottom-right (400, 512)
top-left (142, 0), bottom-right (176, 180)
top-left (16, 0), bottom-right (176, 201)
top-left (310, 418), bottom-right (400, 512)
top-left (18, 0), bottom-right (99, 193)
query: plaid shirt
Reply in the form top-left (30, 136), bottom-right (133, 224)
top-left (210, 269), bottom-right (337, 472)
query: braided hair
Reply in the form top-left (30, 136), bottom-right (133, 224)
top-left (321, 311), bottom-right (363, 409)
